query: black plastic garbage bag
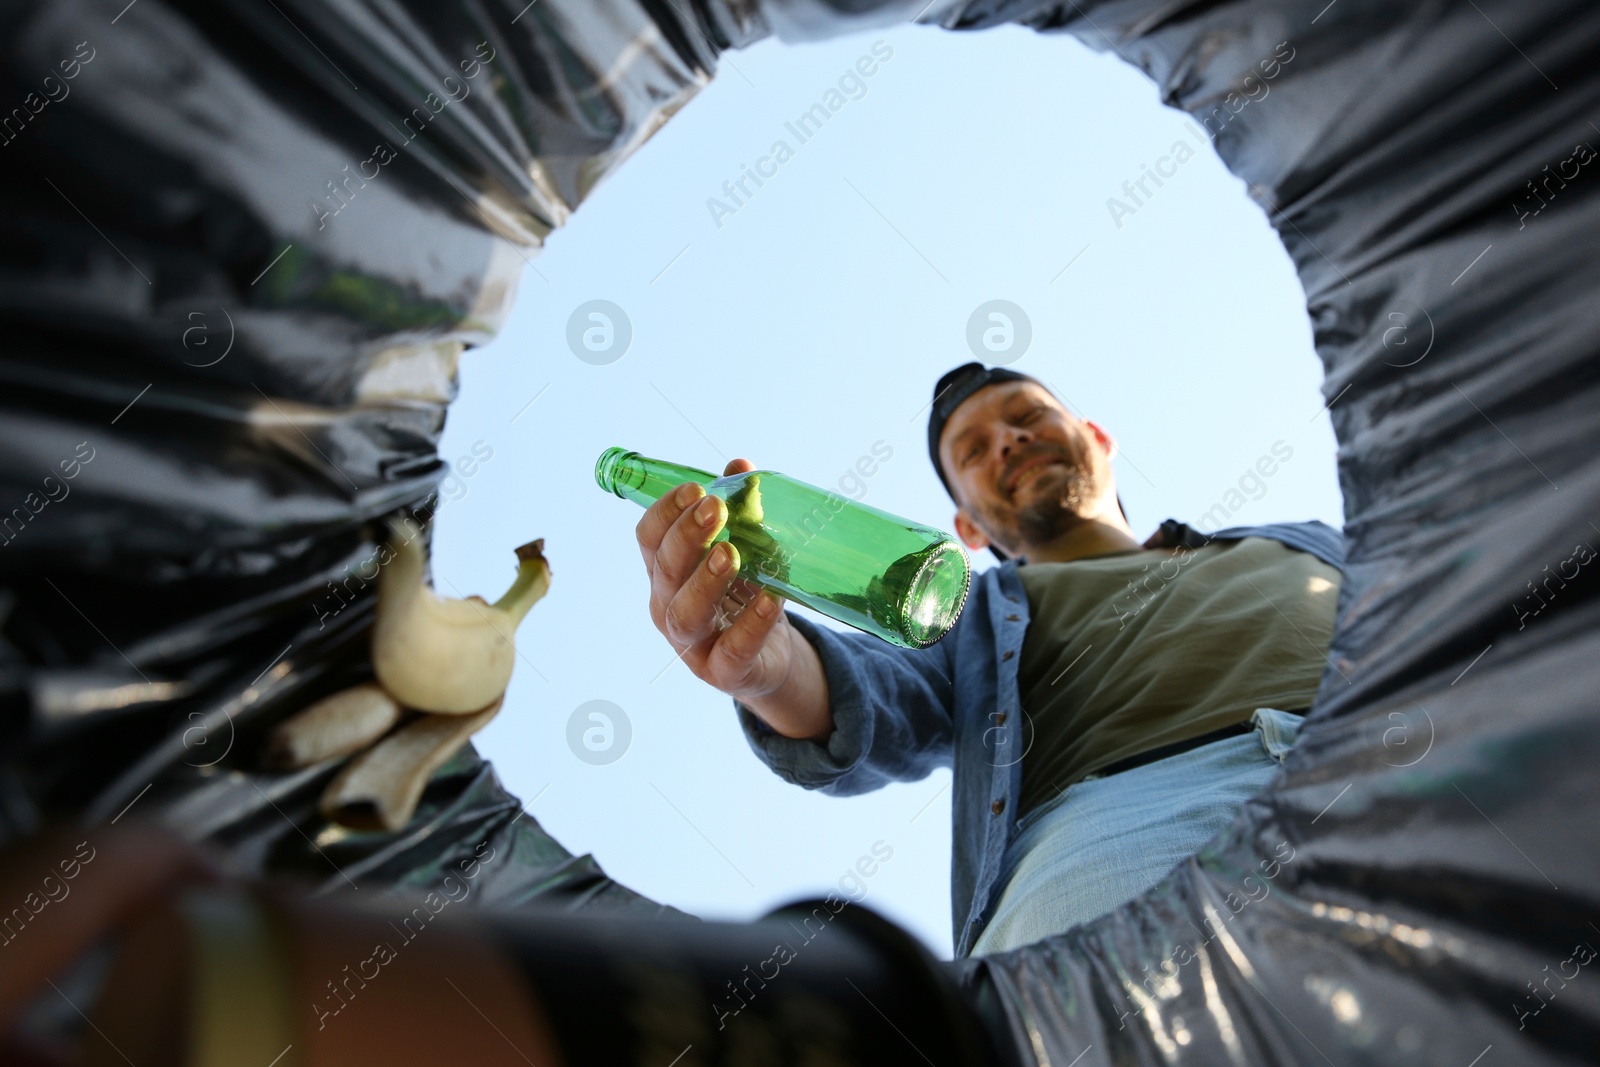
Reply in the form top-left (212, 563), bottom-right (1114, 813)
top-left (0, 0), bottom-right (740, 911)
top-left (3, 0), bottom-right (1599, 1063)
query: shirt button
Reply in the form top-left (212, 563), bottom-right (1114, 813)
top-left (1002, 649), bottom-right (1015, 661)
top-left (1006, 595), bottom-right (1018, 603)
top-left (991, 798), bottom-right (1006, 815)
top-left (995, 712), bottom-right (1008, 725)
top-left (1006, 614), bottom-right (1020, 622)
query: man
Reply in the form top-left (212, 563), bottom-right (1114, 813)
top-left (635, 361), bottom-right (1343, 957)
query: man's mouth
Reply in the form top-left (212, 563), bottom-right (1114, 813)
top-left (1005, 455), bottom-right (1061, 495)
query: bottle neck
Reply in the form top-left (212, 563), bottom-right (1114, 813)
top-left (595, 448), bottom-right (720, 508)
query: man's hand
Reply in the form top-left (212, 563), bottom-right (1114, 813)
top-left (635, 458), bottom-right (831, 740)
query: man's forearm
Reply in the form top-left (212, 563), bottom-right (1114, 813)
top-left (741, 620), bottom-right (834, 742)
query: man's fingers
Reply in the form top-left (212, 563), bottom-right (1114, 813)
top-left (651, 492), bottom-right (725, 606)
top-left (635, 481), bottom-right (706, 573)
top-left (723, 458), bottom-right (754, 477)
top-left (709, 586), bottom-right (786, 689)
top-left (662, 539), bottom-right (740, 647)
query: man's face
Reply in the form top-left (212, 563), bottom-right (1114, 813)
top-left (938, 381), bottom-right (1117, 557)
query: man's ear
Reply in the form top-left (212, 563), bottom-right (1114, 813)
top-left (954, 509), bottom-right (989, 551)
top-left (1083, 418), bottom-right (1118, 460)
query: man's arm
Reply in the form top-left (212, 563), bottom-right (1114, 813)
top-left (739, 618), bottom-right (834, 740)
top-left (734, 609), bottom-right (957, 797)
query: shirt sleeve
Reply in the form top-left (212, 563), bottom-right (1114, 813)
top-left (734, 609), bottom-right (957, 796)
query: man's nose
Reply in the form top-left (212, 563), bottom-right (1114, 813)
top-left (999, 428), bottom-right (1033, 457)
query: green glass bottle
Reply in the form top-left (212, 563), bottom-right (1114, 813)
top-left (595, 447), bottom-right (971, 648)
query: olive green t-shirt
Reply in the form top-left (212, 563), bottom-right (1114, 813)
top-left (1014, 537), bottom-right (1341, 816)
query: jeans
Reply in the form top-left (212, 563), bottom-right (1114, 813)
top-left (969, 708), bottom-right (1304, 956)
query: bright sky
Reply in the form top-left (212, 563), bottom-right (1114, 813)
top-left (434, 19), bottom-right (1342, 959)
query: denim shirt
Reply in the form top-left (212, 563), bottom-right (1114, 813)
top-left (735, 521), bottom-right (1346, 958)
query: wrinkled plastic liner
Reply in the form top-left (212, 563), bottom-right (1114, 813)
top-left (2, 0), bottom-right (1597, 1063)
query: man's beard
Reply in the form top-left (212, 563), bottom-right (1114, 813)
top-left (982, 460), bottom-right (1097, 553)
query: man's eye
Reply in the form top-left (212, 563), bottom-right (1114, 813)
top-left (1022, 407), bottom-right (1044, 421)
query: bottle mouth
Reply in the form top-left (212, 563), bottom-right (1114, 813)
top-left (594, 447), bottom-right (641, 497)
top-left (899, 541), bottom-right (972, 648)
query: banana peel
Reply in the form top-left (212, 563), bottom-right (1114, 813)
top-left (320, 696), bottom-right (503, 832)
top-left (267, 521), bottom-right (550, 833)
top-left (372, 518), bottom-right (550, 713)
top-left (266, 683), bottom-right (401, 770)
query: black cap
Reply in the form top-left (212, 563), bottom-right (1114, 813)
top-left (927, 362), bottom-right (1049, 563)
